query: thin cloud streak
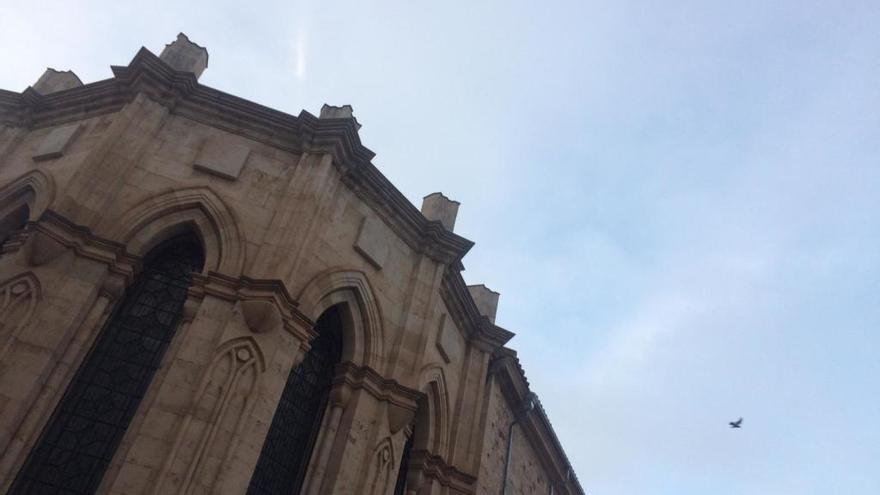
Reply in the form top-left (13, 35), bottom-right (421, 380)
top-left (295, 30), bottom-right (307, 80)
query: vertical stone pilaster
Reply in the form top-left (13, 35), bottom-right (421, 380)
top-left (58, 93), bottom-right (170, 228)
top-left (388, 255), bottom-right (445, 378)
top-left (307, 366), bottom-right (420, 495)
top-left (317, 387), bottom-right (385, 494)
top-left (0, 243), bottom-right (116, 491)
top-left (302, 385), bottom-right (351, 494)
top-left (448, 342), bottom-right (492, 472)
top-left (249, 152), bottom-right (342, 281)
top-left (0, 127), bottom-right (26, 166)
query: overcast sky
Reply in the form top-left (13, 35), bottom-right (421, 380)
top-left (3, 1), bottom-right (879, 493)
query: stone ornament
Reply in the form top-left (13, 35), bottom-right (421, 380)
top-left (24, 231), bottom-right (68, 266)
top-left (240, 299), bottom-right (282, 334)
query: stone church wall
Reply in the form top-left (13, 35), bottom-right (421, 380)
top-left (0, 35), bottom-right (584, 495)
top-left (476, 379), bottom-right (553, 495)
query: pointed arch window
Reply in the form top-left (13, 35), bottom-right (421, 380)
top-left (0, 202), bottom-right (30, 251)
top-left (247, 306), bottom-right (343, 495)
top-left (392, 424), bottom-right (415, 495)
top-left (9, 234), bottom-right (204, 495)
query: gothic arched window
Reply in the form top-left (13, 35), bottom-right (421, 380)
top-left (9, 234), bottom-right (204, 495)
top-left (247, 306), bottom-right (343, 495)
top-left (392, 425), bottom-right (415, 495)
top-left (0, 202), bottom-right (30, 250)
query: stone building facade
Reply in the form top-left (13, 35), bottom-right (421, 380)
top-left (0, 35), bottom-right (584, 495)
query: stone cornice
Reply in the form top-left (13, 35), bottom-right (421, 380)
top-left (440, 269), bottom-right (515, 350)
top-left (333, 361), bottom-right (422, 412)
top-left (187, 272), bottom-right (315, 342)
top-left (30, 210), bottom-right (139, 281)
top-left (0, 81), bottom-right (127, 129)
top-left (409, 449), bottom-right (478, 494)
top-left (0, 48), bottom-right (474, 269)
top-left (331, 362), bottom-right (476, 492)
top-left (340, 163), bottom-right (474, 267)
top-left (22, 209), bottom-right (315, 343)
top-left (490, 350), bottom-right (586, 495)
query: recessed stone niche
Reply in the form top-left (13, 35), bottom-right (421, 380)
top-left (193, 138), bottom-right (251, 180)
top-left (32, 124), bottom-right (82, 162)
top-left (354, 216), bottom-right (391, 270)
top-left (435, 314), bottom-right (462, 364)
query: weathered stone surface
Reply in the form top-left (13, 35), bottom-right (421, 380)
top-left (32, 124), bottom-right (81, 162)
top-left (353, 216), bottom-right (390, 269)
top-left (193, 137), bottom-right (250, 180)
top-left (320, 104), bottom-right (361, 129)
top-left (319, 104), bottom-right (354, 119)
top-left (435, 313), bottom-right (461, 364)
top-left (0, 35), bottom-right (584, 495)
top-left (422, 192), bottom-right (460, 231)
top-left (32, 68), bottom-right (82, 95)
top-left (159, 33), bottom-right (208, 78)
top-left (468, 284), bottom-right (500, 323)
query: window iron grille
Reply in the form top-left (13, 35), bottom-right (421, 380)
top-left (392, 425), bottom-right (415, 495)
top-left (247, 306), bottom-right (343, 495)
top-left (8, 234), bottom-right (204, 495)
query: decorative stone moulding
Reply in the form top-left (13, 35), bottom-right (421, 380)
top-left (320, 104), bottom-right (361, 130)
top-left (240, 299), bottom-right (282, 334)
top-left (159, 33), bottom-right (209, 79)
top-left (99, 273), bottom-right (128, 301)
top-left (421, 192), bottom-right (460, 232)
top-left (467, 284), bottom-right (500, 324)
top-left (25, 230), bottom-right (68, 266)
top-left (0, 41), bottom-right (474, 269)
top-left (333, 362), bottom-right (421, 416)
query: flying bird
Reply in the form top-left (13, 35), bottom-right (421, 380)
top-left (729, 417), bottom-right (743, 428)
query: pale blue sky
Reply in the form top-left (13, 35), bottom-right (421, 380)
top-left (3, 1), bottom-right (879, 493)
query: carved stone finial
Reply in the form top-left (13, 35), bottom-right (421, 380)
top-left (159, 33), bottom-right (209, 79)
top-left (319, 104), bottom-right (361, 130)
top-left (33, 68), bottom-right (83, 95)
top-left (467, 284), bottom-right (500, 323)
top-left (421, 193), bottom-right (460, 232)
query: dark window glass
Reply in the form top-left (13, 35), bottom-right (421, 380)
top-left (393, 427), bottom-right (415, 495)
top-left (9, 234), bottom-right (204, 495)
top-left (247, 307), bottom-right (343, 495)
top-left (0, 203), bottom-right (30, 250)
